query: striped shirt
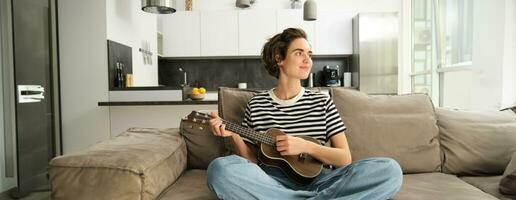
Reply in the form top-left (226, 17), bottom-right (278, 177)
top-left (242, 87), bottom-right (346, 145)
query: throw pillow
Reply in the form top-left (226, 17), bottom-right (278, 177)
top-left (180, 120), bottom-right (225, 169)
top-left (438, 108), bottom-right (516, 175)
top-left (330, 88), bottom-right (441, 173)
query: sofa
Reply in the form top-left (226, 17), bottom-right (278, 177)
top-left (49, 87), bottom-right (516, 200)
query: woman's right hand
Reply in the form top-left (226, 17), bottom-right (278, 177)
top-left (209, 112), bottom-right (233, 137)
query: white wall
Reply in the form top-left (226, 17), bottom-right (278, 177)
top-left (58, 0), bottom-right (110, 154)
top-left (469, 0), bottom-right (506, 110)
top-left (501, 0), bottom-right (516, 109)
top-left (106, 0), bottom-right (158, 86)
top-left (442, 0), bottom-right (515, 110)
top-left (173, 0), bottom-right (400, 12)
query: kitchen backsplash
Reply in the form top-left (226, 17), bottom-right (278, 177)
top-left (158, 57), bottom-right (350, 90)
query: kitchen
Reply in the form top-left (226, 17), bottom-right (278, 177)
top-left (57, 0), bottom-right (407, 154)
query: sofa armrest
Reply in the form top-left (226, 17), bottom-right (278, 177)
top-left (49, 128), bottom-right (187, 200)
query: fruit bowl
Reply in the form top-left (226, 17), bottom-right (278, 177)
top-left (189, 93), bottom-right (205, 100)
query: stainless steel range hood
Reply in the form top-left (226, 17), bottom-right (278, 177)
top-left (141, 0), bottom-right (176, 14)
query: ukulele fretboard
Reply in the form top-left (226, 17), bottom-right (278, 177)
top-left (222, 119), bottom-right (275, 146)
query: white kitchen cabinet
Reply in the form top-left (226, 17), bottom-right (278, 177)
top-left (238, 10), bottom-right (277, 56)
top-left (161, 11), bottom-right (201, 57)
top-left (276, 9), bottom-right (316, 49)
top-left (201, 11), bottom-right (238, 56)
top-left (315, 11), bottom-right (354, 55)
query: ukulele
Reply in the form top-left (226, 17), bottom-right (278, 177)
top-left (184, 111), bottom-right (323, 185)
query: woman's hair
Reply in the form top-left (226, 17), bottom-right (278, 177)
top-left (261, 28), bottom-right (307, 78)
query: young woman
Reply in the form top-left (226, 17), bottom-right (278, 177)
top-left (207, 28), bottom-right (402, 200)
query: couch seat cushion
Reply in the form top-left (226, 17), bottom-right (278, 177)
top-left (437, 108), bottom-right (516, 175)
top-left (158, 170), bottom-right (216, 200)
top-left (460, 176), bottom-right (516, 200)
top-left (394, 173), bottom-right (498, 200)
top-left (330, 88), bottom-right (441, 173)
top-left (50, 128), bottom-right (187, 200)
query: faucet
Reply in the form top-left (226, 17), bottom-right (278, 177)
top-left (179, 67), bottom-right (190, 100)
top-left (178, 67), bottom-right (188, 87)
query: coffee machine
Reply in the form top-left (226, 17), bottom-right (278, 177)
top-left (323, 65), bottom-right (341, 87)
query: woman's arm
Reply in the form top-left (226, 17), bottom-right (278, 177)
top-left (209, 112), bottom-right (258, 163)
top-left (275, 132), bottom-right (352, 167)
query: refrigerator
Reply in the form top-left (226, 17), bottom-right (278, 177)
top-left (352, 13), bottom-right (399, 94)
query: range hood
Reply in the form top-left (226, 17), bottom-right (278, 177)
top-left (141, 0), bottom-right (176, 14)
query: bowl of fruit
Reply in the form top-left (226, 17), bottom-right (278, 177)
top-left (189, 87), bottom-right (206, 100)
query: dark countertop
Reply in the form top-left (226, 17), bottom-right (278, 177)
top-left (110, 86), bottom-right (182, 91)
top-left (98, 100), bottom-right (218, 106)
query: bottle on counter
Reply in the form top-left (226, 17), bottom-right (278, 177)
top-left (119, 63), bottom-right (125, 88)
top-left (114, 62), bottom-right (120, 88)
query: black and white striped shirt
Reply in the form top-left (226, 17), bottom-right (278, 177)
top-left (242, 88), bottom-right (346, 145)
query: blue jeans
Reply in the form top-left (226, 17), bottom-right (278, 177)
top-left (207, 155), bottom-right (403, 200)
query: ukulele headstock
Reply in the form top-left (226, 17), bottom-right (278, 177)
top-left (183, 111), bottom-right (211, 125)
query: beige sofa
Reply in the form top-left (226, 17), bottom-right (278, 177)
top-left (49, 87), bottom-right (516, 200)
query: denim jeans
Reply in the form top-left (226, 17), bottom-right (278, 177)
top-left (207, 155), bottom-right (403, 200)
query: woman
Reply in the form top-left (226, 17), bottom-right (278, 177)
top-left (207, 28), bottom-right (402, 200)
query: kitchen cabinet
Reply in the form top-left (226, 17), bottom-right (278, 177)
top-left (276, 9), bottom-right (316, 48)
top-left (201, 11), bottom-right (238, 56)
top-left (161, 10), bottom-right (355, 58)
top-left (162, 11), bottom-right (201, 57)
top-left (315, 11), bottom-right (354, 55)
top-left (238, 10), bottom-right (277, 56)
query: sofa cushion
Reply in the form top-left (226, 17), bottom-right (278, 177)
top-left (158, 170), bottom-right (217, 200)
top-left (500, 152), bottom-right (516, 195)
top-left (437, 108), bottom-right (516, 176)
top-left (49, 128), bottom-right (187, 200)
top-left (330, 88), bottom-right (441, 173)
top-left (394, 173), bottom-right (498, 200)
top-left (459, 175), bottom-right (516, 200)
top-left (180, 119), bottom-right (225, 169)
top-left (217, 87), bottom-right (261, 124)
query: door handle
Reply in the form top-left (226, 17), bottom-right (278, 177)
top-left (17, 85), bottom-right (45, 103)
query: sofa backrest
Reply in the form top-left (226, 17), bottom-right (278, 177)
top-left (437, 108), bottom-right (516, 176)
top-left (330, 87), bottom-right (442, 173)
top-left (218, 87), bottom-right (261, 124)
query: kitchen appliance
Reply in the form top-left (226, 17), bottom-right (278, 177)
top-left (323, 65), bottom-right (340, 87)
top-left (141, 0), bottom-right (176, 14)
top-left (352, 13), bottom-right (399, 94)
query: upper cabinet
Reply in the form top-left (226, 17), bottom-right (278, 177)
top-left (276, 10), bottom-right (316, 48)
top-left (161, 10), bottom-right (354, 57)
top-left (201, 11), bottom-right (238, 56)
top-left (161, 11), bottom-right (201, 57)
top-left (238, 10), bottom-right (276, 56)
top-left (314, 11), bottom-right (354, 55)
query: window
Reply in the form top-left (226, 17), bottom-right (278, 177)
top-left (411, 0), bottom-right (473, 106)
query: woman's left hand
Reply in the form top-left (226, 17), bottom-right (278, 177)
top-left (275, 135), bottom-right (308, 156)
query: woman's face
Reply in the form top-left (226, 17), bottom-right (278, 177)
top-left (277, 38), bottom-right (313, 80)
